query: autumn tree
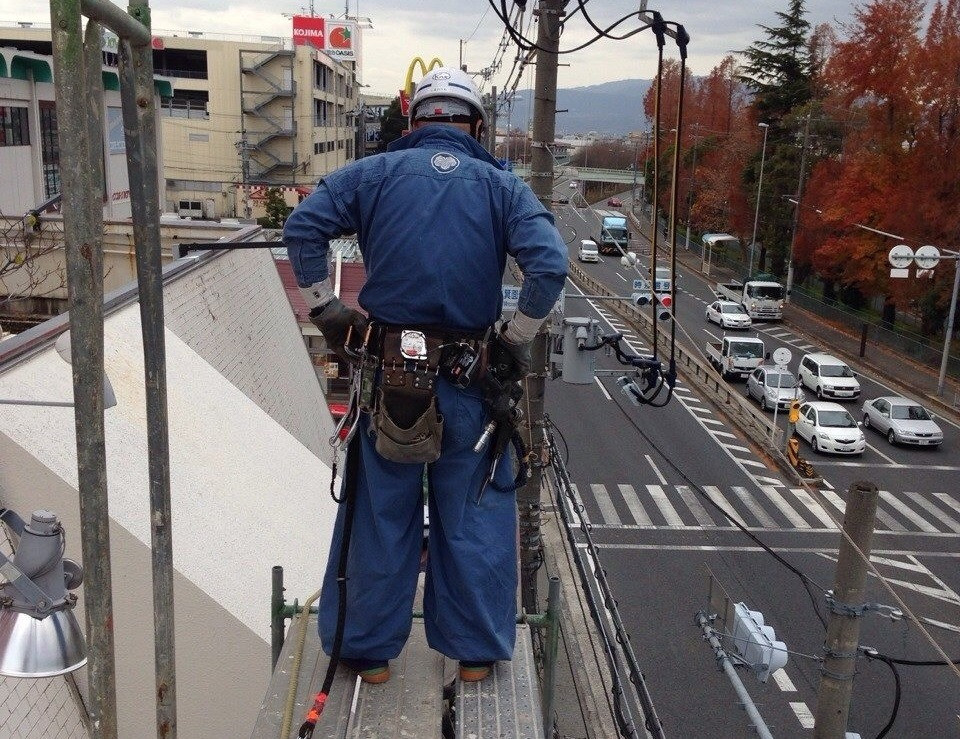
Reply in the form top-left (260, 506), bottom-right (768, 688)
top-left (379, 97), bottom-right (407, 150)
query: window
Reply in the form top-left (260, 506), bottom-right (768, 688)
top-left (314, 62), bottom-right (329, 91)
top-left (326, 141), bottom-right (335, 152)
top-left (346, 138), bottom-right (353, 159)
top-left (39, 101), bottom-right (59, 198)
top-left (159, 89), bottom-right (209, 119)
top-left (0, 106), bottom-right (30, 146)
top-left (152, 47), bottom-right (208, 79)
top-left (314, 99), bottom-right (328, 127)
top-left (337, 139), bottom-right (344, 150)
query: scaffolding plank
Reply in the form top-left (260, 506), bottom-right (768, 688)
top-left (251, 615), bottom-right (444, 739)
top-left (456, 624), bottom-right (543, 738)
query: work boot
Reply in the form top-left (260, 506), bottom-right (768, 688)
top-left (341, 658), bottom-right (390, 684)
top-left (458, 661), bottom-right (494, 682)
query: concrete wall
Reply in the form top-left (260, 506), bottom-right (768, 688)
top-left (0, 257), bottom-right (340, 736)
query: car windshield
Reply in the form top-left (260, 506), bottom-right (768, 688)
top-left (821, 364), bottom-right (854, 378)
top-left (721, 304), bottom-right (748, 314)
top-left (891, 404), bottom-right (931, 421)
top-left (746, 284), bottom-right (784, 300)
top-left (766, 373), bottom-right (797, 388)
top-left (819, 410), bottom-right (857, 428)
top-left (730, 342), bottom-right (763, 359)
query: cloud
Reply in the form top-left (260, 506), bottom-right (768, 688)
top-left (0, 0), bottom-right (856, 95)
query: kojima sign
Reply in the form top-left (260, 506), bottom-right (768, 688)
top-left (292, 15), bottom-right (325, 51)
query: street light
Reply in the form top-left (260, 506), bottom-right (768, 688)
top-left (749, 122), bottom-right (769, 278)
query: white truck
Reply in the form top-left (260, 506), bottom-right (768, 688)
top-left (715, 279), bottom-right (785, 320)
top-left (705, 336), bottom-right (766, 380)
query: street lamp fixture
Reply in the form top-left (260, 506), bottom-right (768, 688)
top-left (749, 122), bottom-right (769, 278)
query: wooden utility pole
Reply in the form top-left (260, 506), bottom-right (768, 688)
top-left (518, 0), bottom-right (564, 614)
top-left (814, 480), bottom-right (880, 738)
top-left (785, 110), bottom-right (812, 301)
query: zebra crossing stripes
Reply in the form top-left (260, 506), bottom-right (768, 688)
top-left (879, 491), bottom-right (938, 533)
top-left (573, 481), bottom-right (960, 534)
top-left (905, 493), bottom-right (960, 533)
top-left (646, 484), bottom-right (685, 526)
top-left (618, 484), bottom-right (654, 526)
top-left (676, 485), bottom-right (716, 527)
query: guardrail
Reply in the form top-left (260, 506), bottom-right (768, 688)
top-left (567, 262), bottom-right (789, 456)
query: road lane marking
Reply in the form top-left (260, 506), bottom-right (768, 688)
top-left (790, 702), bottom-right (815, 729)
top-left (904, 493), bottom-right (960, 533)
top-left (813, 462), bottom-right (960, 471)
top-left (760, 486), bottom-right (810, 528)
top-left (594, 376), bottom-right (612, 400)
top-left (569, 484), bottom-right (591, 527)
top-left (725, 444), bottom-right (751, 453)
top-left (644, 454), bottom-right (668, 485)
top-left (934, 494), bottom-right (960, 518)
top-left (880, 491), bottom-right (938, 533)
top-left (676, 485), bottom-right (716, 527)
top-left (646, 484), bottom-right (684, 526)
top-left (591, 484), bottom-right (622, 525)
top-left (756, 476), bottom-right (785, 487)
top-left (818, 488), bottom-right (847, 516)
top-left (737, 458), bottom-right (769, 468)
top-left (712, 430), bottom-right (737, 438)
top-left (616, 272), bottom-right (627, 282)
top-left (866, 442), bottom-right (900, 465)
top-left (731, 486), bottom-right (778, 527)
top-left (791, 488), bottom-right (839, 528)
top-left (700, 418), bottom-right (724, 425)
top-left (702, 486), bottom-right (749, 528)
top-left (772, 669), bottom-right (797, 692)
top-left (921, 617), bottom-right (960, 634)
top-left (618, 484), bottom-right (654, 526)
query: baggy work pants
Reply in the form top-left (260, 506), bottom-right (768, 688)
top-left (317, 377), bottom-right (518, 662)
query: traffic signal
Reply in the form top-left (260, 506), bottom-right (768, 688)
top-left (655, 293), bottom-right (671, 321)
top-left (730, 602), bottom-right (788, 683)
top-left (788, 401), bottom-right (800, 424)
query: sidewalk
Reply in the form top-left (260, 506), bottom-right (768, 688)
top-left (626, 207), bottom-right (960, 423)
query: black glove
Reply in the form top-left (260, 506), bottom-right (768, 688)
top-left (489, 324), bottom-right (532, 382)
top-left (309, 297), bottom-right (367, 364)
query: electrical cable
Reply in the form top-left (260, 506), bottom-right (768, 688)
top-left (544, 413), bottom-right (570, 468)
top-left (863, 651), bottom-right (901, 739)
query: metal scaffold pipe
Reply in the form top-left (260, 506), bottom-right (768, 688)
top-left (49, 3), bottom-right (118, 736)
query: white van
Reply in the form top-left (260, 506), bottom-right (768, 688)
top-left (578, 239), bottom-right (600, 263)
top-left (798, 353), bottom-right (861, 400)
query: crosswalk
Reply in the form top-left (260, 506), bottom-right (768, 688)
top-left (569, 482), bottom-right (960, 535)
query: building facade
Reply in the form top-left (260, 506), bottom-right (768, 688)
top-left (0, 25), bottom-right (360, 221)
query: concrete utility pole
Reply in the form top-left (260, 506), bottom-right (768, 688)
top-left (518, 0), bottom-right (564, 614)
top-left (786, 111), bottom-right (812, 301)
top-left (814, 480), bottom-right (880, 739)
top-left (488, 85), bottom-right (498, 154)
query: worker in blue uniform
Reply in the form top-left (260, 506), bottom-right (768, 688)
top-left (284, 67), bottom-right (567, 684)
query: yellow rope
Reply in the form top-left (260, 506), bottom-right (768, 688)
top-left (279, 588), bottom-right (323, 739)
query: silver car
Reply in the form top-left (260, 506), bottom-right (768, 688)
top-left (861, 396), bottom-right (944, 446)
top-left (747, 367), bottom-right (805, 411)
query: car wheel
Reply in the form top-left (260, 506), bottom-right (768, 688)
top-left (862, 414), bottom-right (871, 429)
top-left (762, 396), bottom-right (771, 411)
top-left (887, 429), bottom-right (897, 445)
top-left (816, 385), bottom-right (824, 399)
top-left (811, 437), bottom-right (820, 454)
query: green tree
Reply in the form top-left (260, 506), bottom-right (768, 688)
top-left (379, 97), bottom-right (408, 150)
top-left (738, 0), bottom-right (819, 275)
top-left (262, 187), bottom-right (289, 229)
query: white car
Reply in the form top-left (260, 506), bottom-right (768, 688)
top-left (577, 239), bottom-right (600, 263)
top-left (705, 300), bottom-right (752, 329)
top-left (799, 353), bottom-right (861, 400)
top-left (861, 396), bottom-right (944, 447)
top-left (746, 366), bottom-right (805, 411)
top-left (795, 401), bottom-right (865, 455)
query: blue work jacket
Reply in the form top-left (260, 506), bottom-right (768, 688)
top-left (284, 125), bottom-right (568, 331)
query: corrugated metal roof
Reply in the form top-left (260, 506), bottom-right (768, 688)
top-left (274, 258), bottom-right (367, 320)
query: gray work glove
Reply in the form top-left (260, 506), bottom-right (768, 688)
top-left (309, 297), bottom-right (367, 364)
top-left (489, 323), bottom-right (532, 382)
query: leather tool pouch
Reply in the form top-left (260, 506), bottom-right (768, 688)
top-left (371, 329), bottom-right (444, 464)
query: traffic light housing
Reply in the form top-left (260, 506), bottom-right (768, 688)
top-left (788, 401), bottom-right (800, 424)
top-left (730, 602), bottom-right (788, 682)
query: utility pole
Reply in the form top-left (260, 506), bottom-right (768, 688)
top-left (814, 480), bottom-right (880, 739)
top-left (785, 111), bottom-right (812, 301)
top-left (519, 0), bottom-right (564, 614)
top-left (488, 85), bottom-right (498, 155)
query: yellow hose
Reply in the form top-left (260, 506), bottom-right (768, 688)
top-left (279, 589), bottom-right (323, 739)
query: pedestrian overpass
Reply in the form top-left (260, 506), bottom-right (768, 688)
top-left (511, 164), bottom-right (640, 185)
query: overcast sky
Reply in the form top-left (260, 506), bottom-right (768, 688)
top-left (2, 1), bottom-right (858, 95)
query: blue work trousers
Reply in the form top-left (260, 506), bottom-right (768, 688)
top-left (318, 378), bottom-right (518, 662)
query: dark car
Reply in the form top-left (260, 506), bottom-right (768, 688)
top-left (607, 197), bottom-right (623, 207)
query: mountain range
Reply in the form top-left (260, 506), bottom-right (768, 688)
top-left (501, 78), bottom-right (653, 137)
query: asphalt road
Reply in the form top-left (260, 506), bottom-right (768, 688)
top-left (542, 188), bottom-right (960, 738)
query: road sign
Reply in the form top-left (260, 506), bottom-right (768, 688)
top-left (889, 268), bottom-right (909, 278)
top-left (914, 245), bottom-right (941, 270)
top-left (632, 278), bottom-right (648, 291)
top-left (772, 347), bottom-right (792, 367)
top-left (888, 244), bottom-right (914, 268)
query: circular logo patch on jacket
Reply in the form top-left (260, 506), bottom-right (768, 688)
top-left (431, 153), bottom-right (460, 173)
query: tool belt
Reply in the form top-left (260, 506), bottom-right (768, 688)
top-left (359, 323), bottom-right (489, 464)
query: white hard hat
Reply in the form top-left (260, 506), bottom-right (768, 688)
top-left (410, 67), bottom-right (488, 131)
